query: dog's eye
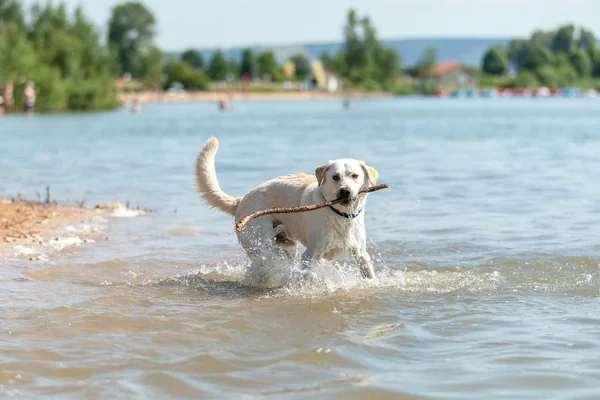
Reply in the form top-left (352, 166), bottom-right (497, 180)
top-left (332, 175), bottom-right (340, 181)
top-left (351, 174), bottom-right (359, 179)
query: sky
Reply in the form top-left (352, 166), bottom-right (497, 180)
top-left (30, 0), bottom-right (600, 50)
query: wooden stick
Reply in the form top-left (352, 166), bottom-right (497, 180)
top-left (235, 184), bottom-right (389, 232)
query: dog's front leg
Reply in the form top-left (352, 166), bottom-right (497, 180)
top-left (300, 239), bottom-right (327, 271)
top-left (352, 248), bottom-right (375, 279)
top-left (300, 248), bottom-right (318, 270)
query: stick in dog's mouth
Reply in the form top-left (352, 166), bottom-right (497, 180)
top-left (235, 184), bottom-right (389, 232)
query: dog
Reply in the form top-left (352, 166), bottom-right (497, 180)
top-left (195, 137), bottom-right (379, 288)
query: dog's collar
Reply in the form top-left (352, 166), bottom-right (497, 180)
top-left (321, 191), bottom-right (363, 219)
top-left (329, 205), bottom-right (363, 219)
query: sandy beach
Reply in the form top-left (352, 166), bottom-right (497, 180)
top-left (120, 89), bottom-right (394, 104)
top-left (0, 199), bottom-right (145, 257)
top-left (0, 200), bottom-right (91, 252)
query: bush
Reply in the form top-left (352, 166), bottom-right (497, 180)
top-left (556, 64), bottom-right (578, 86)
top-left (479, 74), bottom-right (514, 88)
top-left (164, 60), bottom-right (210, 90)
top-left (391, 83), bottom-right (417, 95)
top-left (361, 79), bottom-right (381, 92)
top-left (66, 78), bottom-right (119, 111)
top-left (536, 65), bottom-right (560, 87)
top-left (514, 71), bottom-right (539, 88)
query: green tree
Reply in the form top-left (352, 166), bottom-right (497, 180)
top-left (228, 58), bottom-right (240, 78)
top-left (29, 3), bottom-right (79, 78)
top-left (343, 9), bottom-right (370, 83)
top-left (524, 44), bottom-right (554, 70)
top-left (530, 30), bottom-right (554, 47)
top-left (71, 6), bottom-right (117, 78)
top-left (332, 53), bottom-right (346, 76)
top-left (207, 50), bottom-right (228, 81)
top-left (1, 2), bottom-right (118, 112)
top-left (372, 45), bottom-right (400, 88)
top-left (578, 28), bottom-right (596, 53)
top-left (0, 0), bottom-right (25, 29)
top-left (333, 8), bottom-right (401, 88)
top-left (239, 48), bottom-right (257, 78)
top-left (362, 16), bottom-right (400, 87)
top-left (289, 53), bottom-right (312, 80)
top-left (570, 48), bottom-right (593, 76)
top-left (320, 51), bottom-right (334, 70)
top-left (415, 47), bottom-right (437, 75)
top-left (107, 1), bottom-right (156, 75)
top-left (551, 24), bottom-right (575, 54)
top-left (593, 49), bottom-right (600, 77)
top-left (508, 39), bottom-right (529, 70)
top-left (482, 47), bottom-right (509, 75)
top-left (181, 49), bottom-right (204, 69)
top-left (535, 65), bottom-right (559, 87)
top-left (0, 23), bottom-right (37, 80)
top-left (134, 45), bottom-right (164, 85)
top-left (553, 53), bottom-right (571, 68)
top-left (557, 64), bottom-right (578, 86)
top-left (164, 59), bottom-right (209, 90)
top-left (257, 50), bottom-right (280, 80)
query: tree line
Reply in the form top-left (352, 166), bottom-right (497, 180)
top-left (165, 9), bottom-right (403, 92)
top-left (1, 1), bottom-right (405, 112)
top-left (0, 0), bottom-right (119, 112)
top-left (482, 25), bottom-right (600, 88)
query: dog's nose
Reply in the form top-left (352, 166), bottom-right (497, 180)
top-left (338, 188), bottom-right (351, 199)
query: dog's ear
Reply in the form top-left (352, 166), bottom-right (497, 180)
top-left (315, 163), bottom-right (330, 185)
top-left (360, 162), bottom-right (379, 186)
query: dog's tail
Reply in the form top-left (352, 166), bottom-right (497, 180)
top-left (195, 137), bottom-right (239, 216)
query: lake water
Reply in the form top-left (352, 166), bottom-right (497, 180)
top-left (2, 98), bottom-right (600, 399)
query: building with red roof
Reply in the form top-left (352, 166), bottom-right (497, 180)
top-left (425, 61), bottom-right (478, 88)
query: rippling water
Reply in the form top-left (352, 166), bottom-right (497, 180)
top-left (2, 98), bottom-right (600, 399)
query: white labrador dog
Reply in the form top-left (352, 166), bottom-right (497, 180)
top-left (195, 137), bottom-right (379, 288)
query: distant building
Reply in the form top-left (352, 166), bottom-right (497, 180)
top-left (310, 60), bottom-right (341, 92)
top-left (425, 61), bottom-right (477, 87)
top-left (324, 71), bottom-right (340, 92)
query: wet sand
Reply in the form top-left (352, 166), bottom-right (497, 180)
top-left (0, 200), bottom-right (93, 253)
top-left (0, 200), bottom-right (145, 257)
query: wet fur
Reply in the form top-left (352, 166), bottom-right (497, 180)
top-left (195, 137), bottom-right (379, 288)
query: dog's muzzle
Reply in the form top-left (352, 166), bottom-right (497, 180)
top-left (338, 188), bottom-right (352, 205)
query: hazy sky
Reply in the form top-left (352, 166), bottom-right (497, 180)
top-left (35, 0), bottom-right (600, 50)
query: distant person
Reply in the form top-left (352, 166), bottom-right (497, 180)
top-left (0, 95), bottom-right (4, 116)
top-left (343, 98), bottom-right (350, 109)
top-left (218, 99), bottom-right (230, 111)
top-left (132, 98), bottom-right (142, 114)
top-left (24, 81), bottom-right (37, 115)
top-left (3, 80), bottom-right (14, 113)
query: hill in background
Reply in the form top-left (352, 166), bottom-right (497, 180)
top-left (195, 37), bottom-right (513, 67)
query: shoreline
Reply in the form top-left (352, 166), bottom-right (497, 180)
top-left (119, 90), bottom-right (394, 104)
top-left (0, 199), bottom-right (145, 260)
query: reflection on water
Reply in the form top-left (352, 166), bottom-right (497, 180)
top-left (2, 98), bottom-right (600, 398)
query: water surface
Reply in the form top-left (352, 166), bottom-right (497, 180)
top-left (2, 98), bottom-right (600, 399)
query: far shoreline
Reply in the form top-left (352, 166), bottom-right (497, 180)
top-left (119, 90), bottom-right (395, 104)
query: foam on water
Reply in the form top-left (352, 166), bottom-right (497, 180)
top-left (127, 251), bottom-right (600, 300)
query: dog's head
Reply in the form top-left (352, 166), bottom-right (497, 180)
top-left (315, 159), bottom-right (379, 206)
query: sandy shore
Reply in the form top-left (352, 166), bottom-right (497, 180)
top-left (120, 90), bottom-right (393, 104)
top-left (0, 199), bottom-right (145, 259)
top-left (0, 201), bottom-right (90, 252)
